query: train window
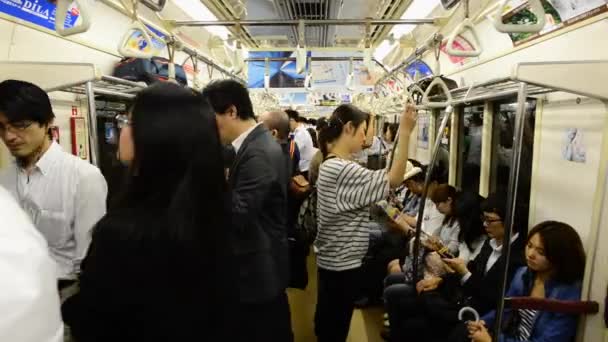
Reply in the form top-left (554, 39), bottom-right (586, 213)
top-left (434, 109), bottom-right (451, 184)
top-left (458, 105), bottom-right (484, 193)
top-left (490, 99), bottom-right (536, 234)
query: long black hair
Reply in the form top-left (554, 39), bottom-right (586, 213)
top-left (527, 221), bottom-right (586, 284)
top-left (318, 104), bottom-right (369, 157)
top-left (111, 83), bottom-right (233, 332)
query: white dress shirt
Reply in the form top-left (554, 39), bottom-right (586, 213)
top-left (232, 123), bottom-right (262, 154)
top-left (293, 124), bottom-right (314, 172)
top-left (0, 186), bottom-right (63, 342)
top-left (0, 142), bottom-right (108, 279)
top-left (461, 233), bottom-right (520, 284)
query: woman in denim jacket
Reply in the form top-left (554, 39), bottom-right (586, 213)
top-left (467, 221), bottom-right (586, 342)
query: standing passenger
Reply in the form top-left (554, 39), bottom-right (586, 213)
top-left (0, 80), bottom-right (107, 293)
top-left (287, 109), bottom-right (315, 179)
top-left (0, 186), bottom-right (63, 342)
top-left (314, 103), bottom-right (417, 342)
top-left (202, 80), bottom-right (293, 342)
top-left (62, 83), bottom-right (236, 341)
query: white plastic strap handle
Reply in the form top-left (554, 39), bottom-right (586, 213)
top-left (458, 306), bottom-right (480, 322)
top-left (118, 21), bottom-right (155, 58)
top-left (55, 0), bottom-right (92, 37)
top-left (295, 46), bottom-right (307, 75)
top-left (494, 0), bottom-right (546, 33)
top-left (446, 18), bottom-right (482, 57)
top-left (422, 77), bottom-right (453, 109)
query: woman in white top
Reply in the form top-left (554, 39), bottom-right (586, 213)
top-left (314, 103), bottom-right (416, 342)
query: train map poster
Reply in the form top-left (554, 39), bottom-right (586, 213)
top-left (0, 0), bottom-right (80, 31)
top-left (502, 0), bottom-right (608, 46)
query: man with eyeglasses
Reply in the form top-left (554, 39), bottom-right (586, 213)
top-left (0, 80), bottom-right (107, 297)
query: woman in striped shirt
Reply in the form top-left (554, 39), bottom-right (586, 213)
top-left (314, 103), bottom-right (417, 342)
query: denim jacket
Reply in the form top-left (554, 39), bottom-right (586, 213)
top-left (482, 266), bottom-right (582, 342)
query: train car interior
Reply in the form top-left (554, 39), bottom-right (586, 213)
top-left (1, 0), bottom-right (608, 341)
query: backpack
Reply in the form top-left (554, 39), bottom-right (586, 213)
top-left (113, 57), bottom-right (188, 86)
top-left (296, 188), bottom-right (317, 246)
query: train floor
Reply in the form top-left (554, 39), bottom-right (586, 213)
top-left (287, 253), bottom-right (384, 342)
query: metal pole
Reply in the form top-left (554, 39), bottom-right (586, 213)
top-left (85, 82), bottom-right (99, 167)
top-left (492, 82), bottom-right (528, 340)
top-left (412, 106), bottom-right (453, 281)
top-left (172, 18), bottom-right (435, 27)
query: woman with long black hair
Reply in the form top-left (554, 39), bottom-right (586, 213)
top-left (62, 83), bottom-right (235, 341)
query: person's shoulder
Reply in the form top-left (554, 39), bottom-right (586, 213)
top-left (0, 186), bottom-right (48, 253)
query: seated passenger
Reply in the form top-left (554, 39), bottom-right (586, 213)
top-left (314, 103), bottom-right (416, 342)
top-left (62, 83), bottom-right (236, 341)
top-left (384, 192), bottom-right (524, 342)
top-left (464, 220), bottom-right (586, 342)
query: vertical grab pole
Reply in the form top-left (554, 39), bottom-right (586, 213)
top-left (412, 105), bottom-right (453, 282)
top-left (85, 82), bottom-right (99, 166)
top-left (492, 82), bottom-right (528, 339)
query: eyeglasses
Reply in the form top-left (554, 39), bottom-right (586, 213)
top-left (481, 216), bottom-right (502, 224)
top-left (115, 115), bottom-right (132, 129)
top-left (0, 121), bottom-right (35, 135)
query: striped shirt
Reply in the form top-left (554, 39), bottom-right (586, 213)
top-left (315, 158), bottom-right (389, 271)
top-left (517, 308), bottom-right (538, 340)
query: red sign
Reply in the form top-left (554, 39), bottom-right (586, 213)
top-left (71, 106), bottom-right (78, 117)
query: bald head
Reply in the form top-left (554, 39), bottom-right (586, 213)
top-left (260, 111), bottom-right (291, 141)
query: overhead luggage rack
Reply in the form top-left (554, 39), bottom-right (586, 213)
top-left (428, 77), bottom-right (552, 105)
top-left (56, 75), bottom-right (147, 100)
top-left (423, 61), bottom-right (608, 106)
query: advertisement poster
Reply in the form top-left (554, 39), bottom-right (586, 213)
top-left (562, 128), bottom-right (586, 163)
top-left (122, 26), bottom-right (166, 56)
top-left (278, 92), bottom-right (308, 106)
top-left (248, 51), bottom-right (310, 88)
top-left (502, 0), bottom-right (608, 46)
top-left (404, 60), bottom-right (434, 80)
top-left (0, 0), bottom-right (80, 31)
top-left (440, 35), bottom-right (477, 65)
top-left (308, 92), bottom-right (351, 106)
top-left (310, 52), bottom-right (375, 91)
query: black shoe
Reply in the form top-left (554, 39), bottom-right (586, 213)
top-left (380, 328), bottom-right (390, 341)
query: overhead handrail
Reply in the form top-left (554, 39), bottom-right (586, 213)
top-left (118, 0), bottom-right (155, 58)
top-left (447, 0), bottom-right (482, 57)
top-left (55, 0), bottom-right (92, 37)
top-left (140, 0), bottom-right (166, 12)
top-left (264, 57), bottom-right (270, 90)
top-left (446, 19), bottom-right (482, 57)
top-left (493, 0), bottom-right (546, 34)
top-left (463, 81), bottom-right (477, 104)
top-left (422, 77), bottom-right (453, 108)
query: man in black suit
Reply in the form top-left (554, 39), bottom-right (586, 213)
top-left (202, 81), bottom-right (293, 342)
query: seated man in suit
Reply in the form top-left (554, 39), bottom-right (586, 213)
top-left (202, 81), bottom-right (293, 342)
top-left (387, 192), bottom-right (524, 342)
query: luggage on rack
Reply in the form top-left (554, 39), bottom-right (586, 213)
top-left (112, 57), bottom-right (188, 86)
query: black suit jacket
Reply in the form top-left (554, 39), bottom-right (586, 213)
top-left (442, 236), bottom-right (525, 315)
top-left (229, 124), bottom-right (290, 303)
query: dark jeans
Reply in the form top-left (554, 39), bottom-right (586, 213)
top-left (238, 292), bottom-right (293, 342)
top-left (358, 231), bottom-right (408, 302)
top-left (315, 267), bottom-right (362, 342)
